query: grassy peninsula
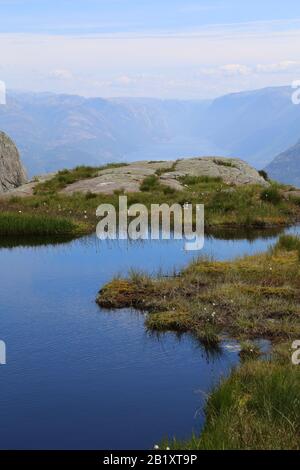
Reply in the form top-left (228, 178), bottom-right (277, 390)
top-left (97, 235), bottom-right (300, 450)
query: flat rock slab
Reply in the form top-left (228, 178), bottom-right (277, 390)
top-left (62, 162), bottom-right (176, 195)
top-left (1, 157), bottom-right (269, 198)
top-left (62, 157), bottom-right (268, 195)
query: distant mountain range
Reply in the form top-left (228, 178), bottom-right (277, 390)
top-left (265, 140), bottom-right (300, 187)
top-left (0, 86), bottom-right (300, 180)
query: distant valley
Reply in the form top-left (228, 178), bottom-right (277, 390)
top-left (0, 86), bottom-right (300, 183)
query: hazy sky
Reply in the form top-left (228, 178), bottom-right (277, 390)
top-left (1, 0), bottom-right (300, 98)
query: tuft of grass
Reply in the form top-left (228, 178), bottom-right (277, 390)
top-left (140, 175), bottom-right (161, 192)
top-left (260, 186), bottom-right (282, 205)
top-left (239, 341), bottom-right (261, 361)
top-left (213, 158), bottom-right (238, 168)
top-left (179, 175), bottom-right (222, 186)
top-left (275, 234), bottom-right (300, 252)
top-left (0, 212), bottom-right (82, 236)
top-left (164, 354), bottom-right (300, 450)
top-left (195, 324), bottom-right (220, 348)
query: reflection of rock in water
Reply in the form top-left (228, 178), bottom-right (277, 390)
top-left (0, 131), bottom-right (27, 193)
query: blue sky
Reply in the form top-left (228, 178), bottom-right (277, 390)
top-left (2, 0), bottom-right (300, 34)
top-left (1, 0), bottom-right (300, 98)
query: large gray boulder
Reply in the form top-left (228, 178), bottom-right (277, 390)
top-left (62, 157), bottom-right (269, 195)
top-left (0, 131), bottom-right (27, 193)
top-left (161, 157), bottom-right (269, 187)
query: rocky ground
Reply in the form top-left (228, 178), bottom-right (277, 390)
top-left (2, 156), bottom-right (269, 198)
top-left (0, 131), bottom-right (27, 193)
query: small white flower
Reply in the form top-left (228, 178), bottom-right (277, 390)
top-left (154, 445), bottom-right (159, 450)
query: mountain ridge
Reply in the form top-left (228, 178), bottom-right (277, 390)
top-left (0, 86), bottom-right (299, 177)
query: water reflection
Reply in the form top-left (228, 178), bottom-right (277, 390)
top-left (0, 224), bottom-right (298, 449)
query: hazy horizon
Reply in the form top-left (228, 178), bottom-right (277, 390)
top-left (1, 1), bottom-right (300, 99)
top-left (6, 83), bottom-right (293, 102)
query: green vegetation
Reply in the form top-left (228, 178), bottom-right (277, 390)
top-left (239, 341), bottom-right (261, 361)
top-left (1, 162), bottom-right (299, 449)
top-left (1, 164), bottom-right (300, 237)
top-left (33, 163), bottom-right (128, 195)
top-left (98, 237), bottom-right (300, 450)
top-left (98, 235), bottom-right (300, 341)
top-left (0, 212), bottom-right (83, 237)
top-left (164, 349), bottom-right (300, 450)
top-left (155, 161), bottom-right (178, 176)
top-left (259, 169), bottom-right (269, 181)
top-left (260, 186), bottom-right (282, 205)
top-left (140, 175), bottom-right (161, 191)
top-left (274, 234), bottom-right (300, 258)
top-left (213, 158), bottom-right (238, 168)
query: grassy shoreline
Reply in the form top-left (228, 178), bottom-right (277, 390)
top-left (97, 235), bottom-right (300, 342)
top-left (163, 347), bottom-right (300, 450)
top-left (97, 235), bottom-right (300, 449)
top-left (0, 212), bottom-right (86, 237)
top-left (1, 166), bottom-right (300, 237)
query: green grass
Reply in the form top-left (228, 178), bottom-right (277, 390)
top-left (33, 163), bottom-right (128, 195)
top-left (239, 341), bottom-right (261, 361)
top-left (213, 158), bottom-right (238, 168)
top-left (2, 164), bottom-right (300, 237)
top-left (163, 352), bottom-right (300, 450)
top-left (260, 186), bottom-right (282, 205)
top-left (179, 175), bottom-right (222, 186)
top-left (140, 175), bottom-right (161, 191)
top-left (274, 234), bottom-right (300, 258)
top-left (0, 212), bottom-right (82, 236)
top-left (98, 240), bottom-right (300, 450)
top-left (97, 236), bottom-right (300, 341)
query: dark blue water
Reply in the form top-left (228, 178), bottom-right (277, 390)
top-left (0, 226), bottom-right (299, 449)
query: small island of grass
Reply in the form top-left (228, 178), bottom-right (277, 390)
top-left (97, 235), bottom-right (300, 450)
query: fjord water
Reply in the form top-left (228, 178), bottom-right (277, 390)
top-left (0, 226), bottom-right (299, 450)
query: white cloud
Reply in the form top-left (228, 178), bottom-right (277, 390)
top-left (219, 64), bottom-right (252, 76)
top-left (255, 61), bottom-right (300, 73)
top-left (48, 69), bottom-right (73, 80)
top-left (1, 20), bottom-right (300, 98)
